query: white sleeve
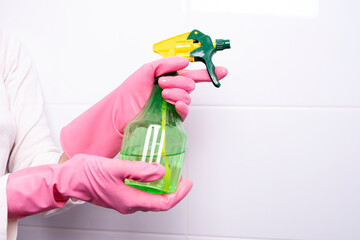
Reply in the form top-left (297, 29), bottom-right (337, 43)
top-left (3, 35), bottom-right (61, 172)
top-left (0, 174), bottom-right (9, 240)
top-left (1, 34), bottom-right (83, 239)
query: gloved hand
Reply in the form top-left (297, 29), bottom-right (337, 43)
top-left (61, 57), bottom-right (228, 158)
top-left (7, 154), bottom-right (193, 219)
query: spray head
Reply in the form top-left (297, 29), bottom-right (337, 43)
top-left (153, 29), bottom-right (230, 87)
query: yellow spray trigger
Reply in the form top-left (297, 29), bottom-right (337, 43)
top-left (153, 32), bottom-right (200, 62)
top-left (153, 29), bottom-right (230, 88)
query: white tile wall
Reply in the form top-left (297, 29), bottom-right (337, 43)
top-left (0, 0), bottom-right (359, 240)
top-left (185, 0), bottom-right (360, 107)
top-left (0, 0), bottom-right (188, 104)
top-left (186, 107), bottom-right (360, 240)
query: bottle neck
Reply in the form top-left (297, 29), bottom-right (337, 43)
top-left (139, 85), bottom-right (181, 125)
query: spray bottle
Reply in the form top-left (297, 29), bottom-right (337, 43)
top-left (119, 29), bottom-right (230, 194)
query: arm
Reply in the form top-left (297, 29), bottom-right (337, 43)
top-left (1, 36), bottom-right (192, 220)
top-left (3, 34), bottom-right (61, 172)
top-left (1, 34), bottom-right (80, 223)
top-left (7, 154), bottom-right (193, 218)
top-left (60, 57), bottom-right (228, 159)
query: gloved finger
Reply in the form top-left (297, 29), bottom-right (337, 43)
top-left (178, 66), bottom-right (228, 83)
top-left (149, 57), bottom-right (189, 78)
top-left (158, 76), bottom-right (196, 93)
top-left (123, 179), bottom-right (193, 213)
top-left (175, 101), bottom-right (188, 121)
top-left (162, 89), bottom-right (191, 105)
top-left (119, 160), bottom-right (165, 183)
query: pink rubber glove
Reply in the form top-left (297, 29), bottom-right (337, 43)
top-left (61, 57), bottom-right (228, 158)
top-left (7, 154), bottom-right (193, 219)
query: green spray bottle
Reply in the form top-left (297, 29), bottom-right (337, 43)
top-left (119, 30), bottom-right (230, 194)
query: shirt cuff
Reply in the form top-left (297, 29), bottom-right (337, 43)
top-left (42, 197), bottom-right (85, 218)
top-left (0, 174), bottom-right (9, 239)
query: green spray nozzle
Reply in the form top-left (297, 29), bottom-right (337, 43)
top-left (153, 29), bottom-right (230, 88)
top-left (187, 30), bottom-right (230, 87)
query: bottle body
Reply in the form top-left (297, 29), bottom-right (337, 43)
top-left (119, 85), bottom-right (187, 194)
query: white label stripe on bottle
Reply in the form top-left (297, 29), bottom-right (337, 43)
top-left (142, 124), bottom-right (161, 163)
top-left (156, 129), bottom-right (165, 164)
top-left (141, 126), bottom-right (154, 162)
top-left (149, 125), bottom-right (161, 163)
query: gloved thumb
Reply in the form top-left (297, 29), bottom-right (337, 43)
top-left (149, 56), bottom-right (189, 78)
top-left (119, 160), bottom-right (166, 183)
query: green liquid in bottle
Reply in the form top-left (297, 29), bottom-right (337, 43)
top-left (119, 85), bottom-right (187, 194)
top-left (120, 152), bottom-right (185, 194)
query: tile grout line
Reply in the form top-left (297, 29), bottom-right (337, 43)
top-left (44, 103), bottom-right (360, 111)
top-left (189, 236), bottom-right (290, 240)
top-left (185, 148), bottom-right (190, 240)
top-left (189, 105), bottom-right (360, 110)
top-left (184, 1), bottom-right (190, 239)
top-left (19, 225), bottom-right (186, 238)
top-left (187, 233), bottom-right (296, 240)
top-left (20, 224), bottom-right (294, 240)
